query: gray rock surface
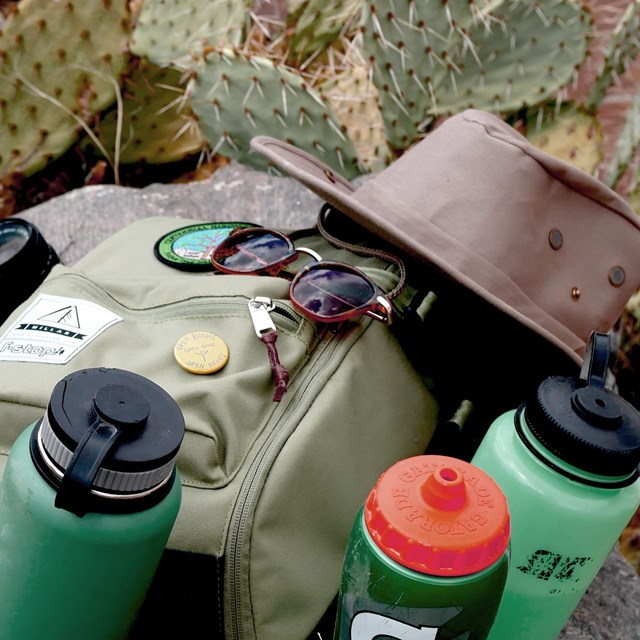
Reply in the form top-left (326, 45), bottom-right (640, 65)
top-left (559, 547), bottom-right (640, 640)
top-left (16, 162), bottom-right (640, 640)
top-left (19, 163), bottom-right (323, 265)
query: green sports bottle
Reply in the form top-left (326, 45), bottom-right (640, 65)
top-left (0, 367), bottom-right (185, 640)
top-left (472, 332), bottom-right (640, 640)
top-left (334, 454), bottom-right (511, 640)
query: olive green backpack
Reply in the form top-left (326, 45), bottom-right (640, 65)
top-left (0, 214), bottom-right (441, 639)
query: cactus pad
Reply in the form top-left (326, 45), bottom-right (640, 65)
top-left (627, 185), bottom-right (640, 216)
top-left (433, 0), bottom-right (591, 115)
top-left (189, 48), bottom-right (361, 177)
top-left (605, 87), bottom-right (640, 188)
top-left (0, 0), bottom-right (131, 179)
top-left (90, 62), bottom-right (206, 165)
top-left (362, 0), bottom-right (490, 148)
top-left (130, 0), bottom-right (251, 66)
top-left (320, 62), bottom-right (391, 173)
top-left (586, 0), bottom-right (640, 113)
top-left (526, 106), bottom-right (602, 176)
top-left (362, 0), bottom-right (592, 150)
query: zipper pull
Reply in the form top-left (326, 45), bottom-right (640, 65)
top-left (248, 297), bottom-right (290, 402)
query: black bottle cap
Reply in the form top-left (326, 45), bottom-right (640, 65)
top-left (525, 332), bottom-right (640, 478)
top-left (0, 218), bottom-right (59, 323)
top-left (32, 367), bottom-right (185, 516)
top-left (47, 368), bottom-right (183, 472)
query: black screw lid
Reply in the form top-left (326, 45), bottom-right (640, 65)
top-left (46, 367), bottom-right (184, 473)
top-left (33, 367), bottom-right (185, 516)
top-left (525, 332), bottom-right (640, 478)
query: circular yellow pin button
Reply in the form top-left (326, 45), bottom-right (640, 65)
top-left (174, 331), bottom-right (229, 374)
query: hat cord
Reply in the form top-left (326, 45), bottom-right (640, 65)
top-left (314, 204), bottom-right (407, 300)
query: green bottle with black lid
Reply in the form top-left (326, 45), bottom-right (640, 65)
top-left (0, 367), bottom-right (185, 639)
top-left (333, 454), bottom-right (511, 639)
top-left (472, 332), bottom-right (640, 640)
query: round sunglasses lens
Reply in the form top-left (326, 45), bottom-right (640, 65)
top-left (291, 267), bottom-right (375, 318)
top-left (214, 232), bottom-right (291, 272)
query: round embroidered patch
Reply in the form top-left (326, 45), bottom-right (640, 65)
top-left (154, 222), bottom-right (259, 271)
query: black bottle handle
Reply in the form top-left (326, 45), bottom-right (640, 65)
top-left (579, 331), bottom-right (611, 391)
top-left (55, 384), bottom-right (150, 517)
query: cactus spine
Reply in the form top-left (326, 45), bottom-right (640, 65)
top-left (606, 88), bottom-right (640, 188)
top-left (320, 54), bottom-right (392, 173)
top-left (585, 0), bottom-right (640, 114)
top-left (525, 107), bottom-right (603, 176)
top-left (526, 1), bottom-right (640, 190)
top-left (288, 0), bottom-right (362, 60)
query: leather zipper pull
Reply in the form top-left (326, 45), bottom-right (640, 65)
top-left (248, 297), bottom-right (290, 402)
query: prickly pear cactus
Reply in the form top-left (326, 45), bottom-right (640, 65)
top-left (0, 0), bottom-right (131, 179)
top-left (130, 0), bottom-right (251, 66)
top-left (362, 0), bottom-right (481, 149)
top-left (362, 0), bottom-right (592, 150)
top-left (320, 62), bottom-right (392, 173)
top-left (288, 0), bottom-right (362, 60)
top-left (509, 2), bottom-right (640, 192)
top-left (436, 1), bottom-right (591, 114)
top-left (585, 0), bottom-right (640, 113)
top-left (89, 62), bottom-right (206, 165)
top-left (526, 107), bottom-right (602, 175)
top-left (189, 48), bottom-right (362, 177)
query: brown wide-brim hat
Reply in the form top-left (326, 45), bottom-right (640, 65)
top-left (252, 109), bottom-right (640, 366)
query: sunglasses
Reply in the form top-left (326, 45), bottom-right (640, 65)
top-left (210, 228), bottom-right (393, 324)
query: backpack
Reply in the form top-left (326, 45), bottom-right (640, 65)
top-left (0, 214), bottom-right (440, 639)
top-left (0, 109), bottom-right (637, 639)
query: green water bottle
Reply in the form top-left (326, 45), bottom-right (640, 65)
top-left (0, 367), bottom-right (185, 640)
top-left (471, 332), bottom-right (640, 640)
top-left (334, 454), bottom-right (511, 640)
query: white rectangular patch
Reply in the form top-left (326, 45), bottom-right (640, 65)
top-left (0, 294), bottom-right (122, 364)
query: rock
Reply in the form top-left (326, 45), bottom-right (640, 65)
top-left (18, 162), bottom-right (323, 265)
top-left (15, 162), bottom-right (640, 639)
top-left (558, 546), bottom-right (640, 640)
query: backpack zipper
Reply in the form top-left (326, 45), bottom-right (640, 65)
top-left (226, 317), bottom-right (370, 640)
top-left (248, 297), bottom-right (292, 402)
top-left (39, 272), bottom-right (303, 333)
top-left (40, 273), bottom-right (312, 403)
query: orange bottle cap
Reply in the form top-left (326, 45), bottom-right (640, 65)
top-left (364, 455), bottom-right (510, 577)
